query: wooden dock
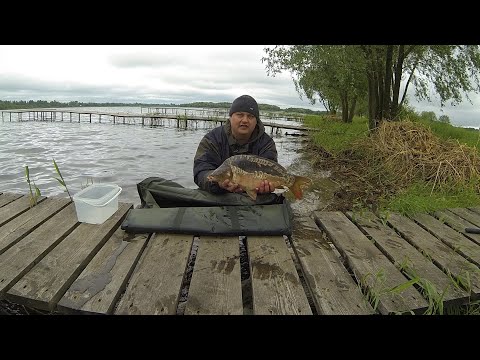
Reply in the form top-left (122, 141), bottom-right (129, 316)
top-left (1, 191), bottom-right (479, 315)
top-left (0, 108), bottom-right (315, 132)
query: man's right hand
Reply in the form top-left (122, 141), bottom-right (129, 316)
top-left (219, 180), bottom-right (243, 193)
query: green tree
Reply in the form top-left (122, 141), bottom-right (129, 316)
top-left (263, 45), bottom-right (367, 123)
top-left (420, 111), bottom-right (438, 122)
top-left (263, 45), bottom-right (480, 130)
top-left (438, 114), bottom-right (451, 124)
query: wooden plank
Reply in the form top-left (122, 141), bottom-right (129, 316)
top-left (0, 197), bottom-right (71, 256)
top-left (386, 213), bottom-right (480, 296)
top-left (290, 216), bottom-right (375, 314)
top-left (314, 211), bottom-right (428, 315)
top-left (413, 213), bottom-right (480, 267)
top-left (0, 203), bottom-right (79, 296)
top-left (5, 203), bottom-right (132, 312)
top-left (468, 207), bottom-right (480, 217)
top-left (434, 210), bottom-right (480, 247)
top-left (348, 211), bottom-right (469, 308)
top-left (449, 208), bottom-right (480, 230)
top-left (114, 233), bottom-right (193, 315)
top-left (0, 196), bottom-right (47, 227)
top-left (247, 235), bottom-right (312, 315)
top-left (57, 230), bottom-right (149, 314)
top-left (184, 236), bottom-right (243, 315)
top-left (0, 193), bottom-right (23, 208)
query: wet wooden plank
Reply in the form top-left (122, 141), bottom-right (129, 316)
top-left (184, 236), bottom-right (243, 315)
top-left (313, 211), bottom-right (428, 315)
top-left (434, 210), bottom-right (480, 247)
top-left (0, 197), bottom-right (71, 256)
top-left (290, 216), bottom-right (374, 315)
top-left (387, 213), bottom-right (480, 296)
top-left (57, 230), bottom-right (149, 314)
top-left (0, 196), bottom-right (47, 227)
top-left (0, 193), bottom-right (23, 208)
top-left (413, 213), bottom-right (480, 267)
top-left (348, 211), bottom-right (469, 308)
top-left (114, 233), bottom-right (193, 315)
top-left (0, 204), bottom-right (79, 296)
top-left (5, 203), bottom-right (132, 312)
top-left (247, 235), bottom-right (312, 315)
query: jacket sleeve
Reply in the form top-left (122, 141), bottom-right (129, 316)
top-left (193, 134), bottom-right (228, 194)
top-left (257, 135), bottom-right (278, 162)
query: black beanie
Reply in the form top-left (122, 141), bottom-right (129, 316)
top-left (229, 95), bottom-right (260, 120)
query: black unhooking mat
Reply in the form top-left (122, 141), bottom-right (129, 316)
top-left (120, 177), bottom-right (293, 236)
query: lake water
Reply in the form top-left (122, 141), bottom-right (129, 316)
top-left (0, 107), bottom-right (308, 207)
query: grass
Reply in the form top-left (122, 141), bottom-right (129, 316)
top-left (52, 159), bottom-right (72, 201)
top-left (305, 114), bottom-right (480, 216)
top-left (24, 165), bottom-right (41, 208)
top-left (304, 115), bottom-right (369, 154)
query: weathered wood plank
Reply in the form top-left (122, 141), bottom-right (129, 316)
top-left (434, 210), bottom-right (480, 247)
top-left (290, 216), bottom-right (374, 314)
top-left (314, 211), bottom-right (428, 314)
top-left (0, 203), bottom-right (79, 296)
top-left (468, 207), bottom-right (480, 217)
top-left (57, 230), bottom-right (149, 314)
top-left (0, 193), bottom-right (23, 208)
top-left (0, 197), bottom-right (71, 256)
top-left (348, 211), bottom-right (469, 307)
top-left (5, 203), bottom-right (132, 312)
top-left (247, 235), bottom-right (312, 315)
top-left (449, 208), bottom-right (480, 231)
top-left (0, 196), bottom-right (47, 227)
top-left (387, 213), bottom-right (480, 296)
top-left (184, 236), bottom-right (243, 315)
top-left (413, 213), bottom-right (480, 267)
top-left (114, 233), bottom-right (193, 315)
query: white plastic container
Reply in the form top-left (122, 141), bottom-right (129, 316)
top-left (73, 184), bottom-right (122, 224)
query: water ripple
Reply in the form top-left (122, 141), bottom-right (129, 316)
top-left (0, 108), bottom-right (303, 207)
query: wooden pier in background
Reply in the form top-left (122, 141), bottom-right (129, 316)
top-left (0, 108), bottom-right (315, 133)
top-left (0, 191), bottom-right (479, 315)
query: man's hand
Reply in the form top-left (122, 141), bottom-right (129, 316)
top-left (219, 179), bottom-right (243, 193)
top-left (256, 180), bottom-right (274, 194)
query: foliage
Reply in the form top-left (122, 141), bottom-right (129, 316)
top-left (52, 159), bottom-right (72, 201)
top-left (306, 115), bottom-right (480, 216)
top-left (438, 114), bottom-right (451, 124)
top-left (263, 45), bottom-right (480, 131)
top-left (263, 45), bottom-right (367, 122)
top-left (24, 165), bottom-right (41, 208)
top-left (303, 115), bottom-right (369, 154)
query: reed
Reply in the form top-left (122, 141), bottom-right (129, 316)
top-left (24, 165), bottom-right (41, 208)
top-left (52, 159), bottom-right (72, 201)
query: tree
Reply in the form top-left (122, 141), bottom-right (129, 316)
top-left (263, 45), bottom-right (480, 130)
top-left (438, 114), bottom-right (451, 124)
top-left (263, 46), bottom-right (367, 123)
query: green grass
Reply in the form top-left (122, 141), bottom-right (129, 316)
top-left (415, 118), bottom-right (480, 149)
top-left (305, 115), bottom-right (480, 215)
top-left (381, 181), bottom-right (480, 216)
top-left (304, 115), bottom-right (369, 154)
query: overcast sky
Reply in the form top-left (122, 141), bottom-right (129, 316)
top-left (1, 45), bottom-right (479, 128)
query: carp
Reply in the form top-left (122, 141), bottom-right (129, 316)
top-left (207, 154), bottom-right (311, 200)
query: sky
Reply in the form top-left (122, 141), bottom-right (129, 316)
top-left (0, 45), bottom-right (479, 128)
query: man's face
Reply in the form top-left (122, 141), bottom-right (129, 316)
top-left (230, 112), bottom-right (257, 140)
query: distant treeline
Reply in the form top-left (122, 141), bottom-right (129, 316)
top-left (0, 100), bottom-right (326, 115)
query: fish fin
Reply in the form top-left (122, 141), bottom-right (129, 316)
top-left (289, 176), bottom-right (312, 200)
top-left (245, 189), bottom-right (258, 201)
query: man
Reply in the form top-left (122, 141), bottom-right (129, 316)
top-left (193, 94), bottom-right (278, 196)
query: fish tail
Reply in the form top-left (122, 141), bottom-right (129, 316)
top-left (289, 176), bottom-right (312, 200)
